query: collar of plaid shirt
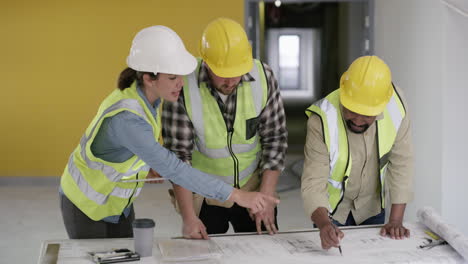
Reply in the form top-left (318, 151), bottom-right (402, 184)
top-left (195, 61), bottom-right (256, 130)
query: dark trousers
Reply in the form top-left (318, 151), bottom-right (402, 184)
top-left (333, 210), bottom-right (385, 227)
top-left (198, 199), bottom-right (278, 234)
top-left (60, 194), bottom-right (135, 239)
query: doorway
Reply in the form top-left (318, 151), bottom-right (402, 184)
top-left (245, 0), bottom-right (374, 149)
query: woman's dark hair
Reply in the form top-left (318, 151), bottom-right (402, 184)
top-left (117, 67), bottom-right (158, 90)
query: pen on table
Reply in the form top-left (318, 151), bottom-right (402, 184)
top-left (334, 226), bottom-right (343, 256)
top-left (328, 215), bottom-right (343, 256)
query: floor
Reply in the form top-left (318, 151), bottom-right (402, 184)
top-left (0, 155), bottom-right (310, 263)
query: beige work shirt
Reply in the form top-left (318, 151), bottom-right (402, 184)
top-left (301, 87), bottom-right (414, 225)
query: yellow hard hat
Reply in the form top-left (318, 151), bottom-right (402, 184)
top-left (199, 18), bottom-right (253, 78)
top-left (340, 56), bottom-right (393, 116)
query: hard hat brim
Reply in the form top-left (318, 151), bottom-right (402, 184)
top-left (340, 88), bottom-right (392, 116)
top-left (127, 50), bottom-right (197, 76)
top-left (160, 50), bottom-right (197, 75)
top-left (206, 57), bottom-right (253, 78)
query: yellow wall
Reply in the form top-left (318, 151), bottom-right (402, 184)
top-left (0, 0), bottom-right (244, 176)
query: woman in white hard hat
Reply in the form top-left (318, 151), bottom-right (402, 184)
top-left (59, 25), bottom-right (279, 239)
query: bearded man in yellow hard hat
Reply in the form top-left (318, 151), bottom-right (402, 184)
top-left (302, 55), bottom-right (414, 250)
top-left (162, 18), bottom-right (287, 239)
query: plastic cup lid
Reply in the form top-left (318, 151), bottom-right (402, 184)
top-left (132, 218), bottom-right (155, 228)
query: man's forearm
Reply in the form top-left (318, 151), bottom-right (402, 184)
top-left (172, 184), bottom-right (197, 221)
top-left (259, 169), bottom-right (280, 195)
top-left (311, 207), bottom-right (332, 229)
top-left (389, 203), bottom-right (407, 223)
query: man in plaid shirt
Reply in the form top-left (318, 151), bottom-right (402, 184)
top-left (162, 18), bottom-right (288, 239)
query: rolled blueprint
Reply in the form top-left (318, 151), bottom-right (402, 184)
top-left (418, 207), bottom-right (468, 261)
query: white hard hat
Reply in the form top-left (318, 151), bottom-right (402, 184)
top-left (126, 25), bottom-right (197, 75)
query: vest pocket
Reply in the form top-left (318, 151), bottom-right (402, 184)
top-left (246, 116), bottom-right (260, 140)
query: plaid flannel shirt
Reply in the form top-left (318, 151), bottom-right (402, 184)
top-left (162, 61), bottom-right (287, 172)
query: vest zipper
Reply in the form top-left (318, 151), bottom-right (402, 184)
top-left (331, 176), bottom-right (348, 215)
top-left (227, 128), bottom-right (240, 188)
top-left (331, 119), bottom-right (351, 216)
top-left (375, 125), bottom-right (384, 210)
top-left (124, 172), bottom-right (139, 209)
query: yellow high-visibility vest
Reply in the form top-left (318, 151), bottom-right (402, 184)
top-left (183, 59), bottom-right (268, 188)
top-left (61, 82), bottom-right (161, 220)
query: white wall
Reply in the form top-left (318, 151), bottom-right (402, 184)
top-left (440, 0), bottom-right (468, 234)
top-left (374, 0), bottom-right (468, 235)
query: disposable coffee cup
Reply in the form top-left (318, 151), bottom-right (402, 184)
top-left (132, 218), bottom-right (155, 257)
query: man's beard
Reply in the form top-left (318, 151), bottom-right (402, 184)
top-left (217, 84), bottom-right (236, 95)
top-left (346, 119), bottom-right (370, 134)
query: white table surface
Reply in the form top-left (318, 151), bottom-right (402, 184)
top-left (38, 222), bottom-right (467, 264)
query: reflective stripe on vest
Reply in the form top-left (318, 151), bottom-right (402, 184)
top-left (66, 153), bottom-right (143, 205)
top-left (184, 59), bottom-right (267, 187)
top-left (61, 83), bottom-right (160, 220)
top-left (305, 87), bottom-right (405, 214)
top-left (67, 99), bottom-right (150, 204)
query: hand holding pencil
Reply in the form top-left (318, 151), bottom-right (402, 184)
top-left (319, 223), bottom-right (344, 253)
top-left (312, 207), bottom-right (344, 254)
